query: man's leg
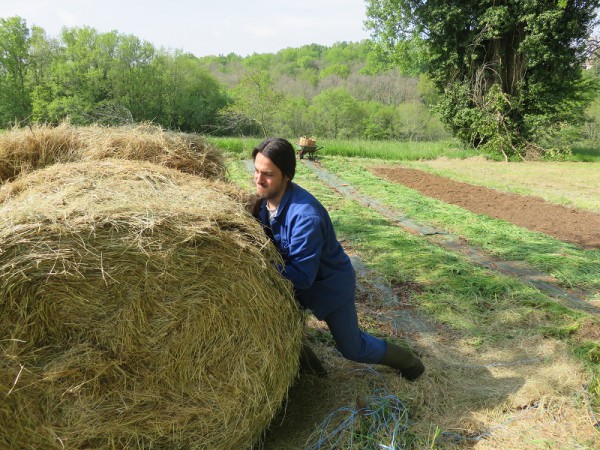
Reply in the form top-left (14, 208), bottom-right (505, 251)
top-left (324, 301), bottom-right (425, 381)
top-left (299, 340), bottom-right (327, 377)
top-left (323, 301), bottom-right (386, 364)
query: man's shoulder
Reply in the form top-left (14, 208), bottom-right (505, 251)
top-left (288, 183), bottom-right (323, 214)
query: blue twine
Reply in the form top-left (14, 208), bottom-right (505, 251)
top-left (305, 388), bottom-right (410, 450)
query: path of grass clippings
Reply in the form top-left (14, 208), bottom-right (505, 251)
top-left (319, 157), bottom-right (600, 295)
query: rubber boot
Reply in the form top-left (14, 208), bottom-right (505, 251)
top-left (380, 342), bottom-right (425, 381)
top-left (299, 342), bottom-right (327, 377)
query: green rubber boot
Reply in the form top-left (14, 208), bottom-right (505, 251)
top-left (380, 342), bottom-right (425, 381)
top-left (299, 342), bottom-right (328, 377)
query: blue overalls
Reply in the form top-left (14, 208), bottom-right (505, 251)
top-left (257, 182), bottom-right (387, 363)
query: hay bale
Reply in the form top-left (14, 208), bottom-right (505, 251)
top-left (0, 122), bottom-right (85, 182)
top-left (0, 122), bottom-right (226, 184)
top-left (0, 160), bottom-right (302, 449)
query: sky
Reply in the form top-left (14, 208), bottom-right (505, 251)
top-left (0, 0), bottom-right (372, 57)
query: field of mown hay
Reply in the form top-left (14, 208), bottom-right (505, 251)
top-left (0, 125), bottom-right (303, 449)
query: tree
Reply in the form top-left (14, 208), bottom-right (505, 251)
top-left (107, 34), bottom-right (157, 123)
top-left (218, 70), bottom-right (285, 136)
top-left (319, 64), bottom-right (351, 80)
top-left (159, 52), bottom-right (229, 132)
top-left (31, 26), bottom-right (120, 124)
top-left (366, 0), bottom-right (600, 159)
top-left (308, 88), bottom-right (366, 138)
top-left (0, 17), bottom-right (32, 125)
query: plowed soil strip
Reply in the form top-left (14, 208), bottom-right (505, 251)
top-left (303, 160), bottom-right (599, 316)
top-left (371, 166), bottom-right (600, 250)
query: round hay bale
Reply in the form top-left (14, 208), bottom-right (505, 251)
top-left (0, 122), bottom-right (226, 184)
top-left (0, 160), bottom-right (302, 449)
top-left (0, 122), bottom-right (85, 182)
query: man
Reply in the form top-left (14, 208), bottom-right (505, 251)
top-left (252, 137), bottom-right (424, 381)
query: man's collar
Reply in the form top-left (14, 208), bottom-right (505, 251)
top-left (260, 182), bottom-right (295, 220)
top-left (277, 182), bottom-right (295, 214)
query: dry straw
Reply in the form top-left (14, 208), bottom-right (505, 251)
top-left (0, 160), bottom-right (303, 449)
top-left (0, 122), bottom-right (226, 184)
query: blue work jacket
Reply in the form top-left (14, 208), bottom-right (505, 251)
top-left (257, 182), bottom-right (355, 320)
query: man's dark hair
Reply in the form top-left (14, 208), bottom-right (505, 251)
top-left (252, 138), bottom-right (296, 181)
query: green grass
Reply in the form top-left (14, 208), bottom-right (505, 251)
top-left (234, 154), bottom-right (595, 284)
top-left (205, 136), bottom-right (259, 157)
top-left (225, 156), bottom-right (254, 189)
top-left (570, 141), bottom-right (600, 162)
top-left (210, 135), bottom-right (600, 163)
top-left (289, 160), bottom-right (599, 406)
top-left (293, 161), bottom-right (585, 334)
top-left (313, 138), bottom-right (479, 160)
top-left (319, 156), bottom-right (600, 292)
top-left (209, 136), bottom-right (479, 161)
top-left (225, 153), bottom-right (600, 436)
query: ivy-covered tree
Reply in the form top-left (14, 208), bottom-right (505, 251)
top-left (366, 0), bottom-right (600, 159)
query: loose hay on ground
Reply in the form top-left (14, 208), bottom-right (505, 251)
top-left (0, 159), bottom-right (303, 449)
top-left (261, 313), bottom-right (599, 449)
top-left (0, 122), bottom-right (226, 183)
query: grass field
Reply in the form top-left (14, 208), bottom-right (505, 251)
top-left (207, 136), bottom-right (600, 162)
top-left (221, 139), bottom-right (600, 449)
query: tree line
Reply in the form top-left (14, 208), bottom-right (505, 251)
top-left (1, 7), bottom-right (599, 159)
top-left (0, 16), bottom-right (444, 141)
top-left (0, 17), bottom-right (228, 132)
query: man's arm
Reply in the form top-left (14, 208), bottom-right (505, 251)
top-left (279, 214), bottom-right (323, 290)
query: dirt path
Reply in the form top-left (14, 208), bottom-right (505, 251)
top-left (371, 166), bottom-right (600, 250)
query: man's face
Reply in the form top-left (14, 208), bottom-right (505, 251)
top-left (254, 152), bottom-right (289, 203)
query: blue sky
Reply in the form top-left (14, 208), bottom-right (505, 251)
top-left (1, 0), bottom-right (372, 56)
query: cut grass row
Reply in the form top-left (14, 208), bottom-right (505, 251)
top-left (302, 160), bottom-right (600, 417)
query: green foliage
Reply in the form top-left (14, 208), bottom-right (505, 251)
top-left (319, 63), bottom-right (350, 80)
top-left (1, 19), bottom-right (228, 131)
top-left (219, 70), bottom-right (285, 137)
top-left (365, 0), bottom-right (600, 159)
top-left (272, 95), bottom-right (311, 138)
top-left (362, 100), bottom-right (448, 141)
top-left (308, 88), bottom-right (367, 138)
top-left (0, 17), bottom-right (32, 124)
top-left (156, 52), bottom-right (229, 132)
top-left (0, 16), bottom-right (449, 140)
top-left (3, 12), bottom-right (597, 147)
